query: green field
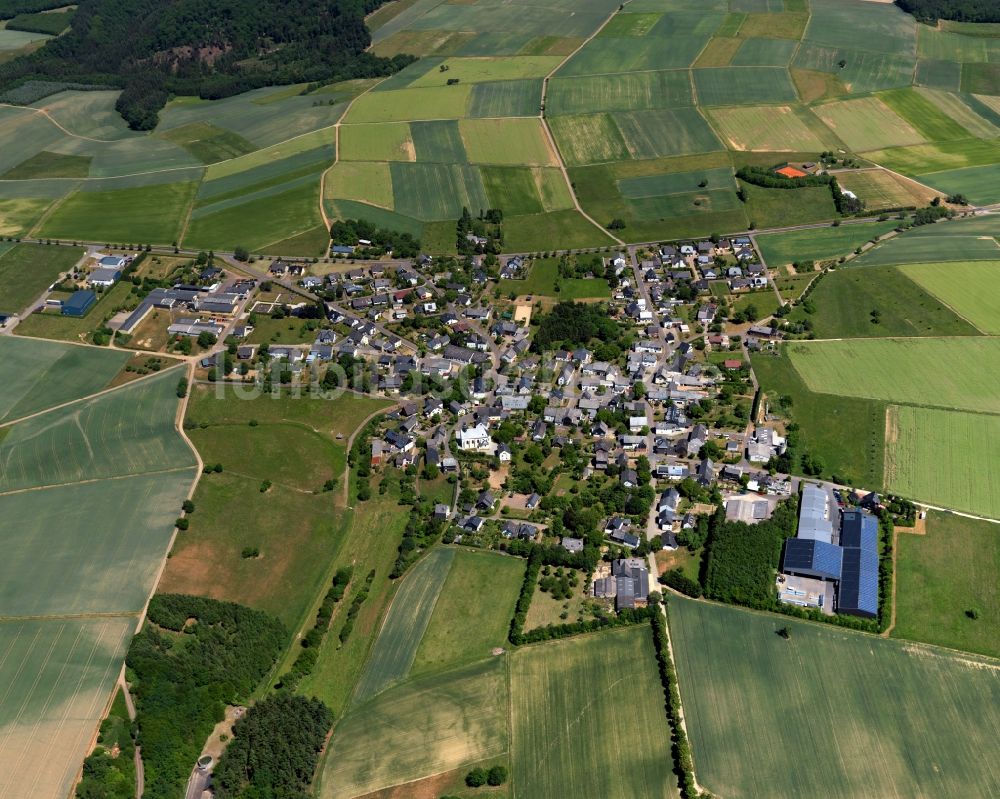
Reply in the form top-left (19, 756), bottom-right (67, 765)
top-left (344, 85), bottom-right (473, 123)
top-left (468, 77), bottom-right (543, 117)
top-left (693, 67), bottom-right (799, 106)
top-left (321, 656), bottom-right (510, 799)
top-left (504, 209), bottom-right (615, 251)
top-left (338, 122), bottom-right (413, 162)
top-left (895, 512), bottom-right (1000, 657)
top-left (879, 87), bottom-right (971, 142)
top-left (756, 220), bottom-right (900, 266)
top-left (498, 257), bottom-right (611, 298)
top-left (853, 231), bottom-right (1000, 266)
top-left (0, 243), bottom-right (82, 314)
top-left (546, 70), bottom-right (694, 115)
top-left (460, 117), bottom-right (556, 166)
top-left (670, 597), bottom-right (1000, 799)
top-left (158, 121), bottom-right (257, 164)
top-left (0, 337), bottom-right (129, 423)
top-left (833, 169), bottom-right (932, 210)
top-left (0, 617), bottom-right (135, 799)
top-left (510, 625), bottom-right (675, 799)
top-left (752, 348), bottom-right (885, 488)
top-left (786, 337), bottom-right (1000, 414)
top-left (899, 261), bottom-right (1000, 334)
top-left (709, 105), bottom-right (837, 151)
top-left (742, 182), bottom-right (836, 228)
top-left (885, 405), bottom-right (1000, 519)
top-left (0, 368), bottom-right (195, 492)
top-left (813, 96), bottom-right (925, 152)
top-left (351, 547), bottom-right (455, 704)
top-left (412, 549), bottom-right (525, 676)
top-left (788, 264), bottom-right (979, 338)
top-left (920, 162), bottom-right (1000, 206)
top-left (39, 181), bottom-right (199, 244)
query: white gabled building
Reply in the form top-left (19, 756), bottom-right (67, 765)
top-left (455, 423), bottom-right (493, 451)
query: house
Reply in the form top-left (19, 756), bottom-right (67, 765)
top-left (88, 266), bottom-right (121, 287)
top-left (455, 423), bottom-right (492, 451)
top-left (562, 537), bottom-right (584, 553)
top-left (525, 492), bottom-right (541, 509)
top-left (696, 457), bottom-right (715, 487)
top-left (686, 424), bottom-right (708, 456)
top-left (477, 491), bottom-right (496, 511)
top-left (370, 439), bottom-right (385, 467)
top-left (609, 558), bottom-right (649, 610)
top-left (620, 468), bottom-right (639, 488)
top-left (497, 444), bottom-right (512, 463)
top-left (434, 504), bottom-right (451, 521)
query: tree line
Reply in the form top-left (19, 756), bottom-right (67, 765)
top-left (896, 0), bottom-right (1000, 22)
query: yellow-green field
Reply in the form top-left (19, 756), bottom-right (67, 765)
top-left (709, 105), bottom-right (837, 151)
top-left (898, 261), bottom-right (1000, 334)
top-left (812, 97), bottom-right (927, 152)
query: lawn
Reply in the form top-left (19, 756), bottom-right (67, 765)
top-left (497, 257), bottom-right (610, 299)
top-left (884, 405), bottom-right (1000, 519)
top-left (787, 265), bottom-right (979, 338)
top-left (0, 617), bottom-right (135, 799)
top-left (0, 336), bottom-right (129, 423)
top-left (899, 261), bottom-right (1000, 334)
top-left (786, 337), bottom-right (1000, 414)
top-left (0, 243), bottom-right (82, 314)
top-left (751, 348), bottom-right (885, 488)
top-left (0, 470), bottom-right (194, 616)
top-left (321, 655), bottom-right (509, 799)
top-left (669, 596), bottom-right (1000, 799)
top-left (812, 97), bottom-right (926, 152)
top-left (0, 368), bottom-right (194, 493)
top-left (351, 547), bottom-right (456, 704)
top-left (756, 220), bottom-right (900, 266)
top-left (411, 549), bottom-right (525, 677)
top-left (894, 511), bottom-right (1000, 657)
top-left (509, 625), bottom-right (675, 799)
top-left (38, 181), bottom-right (199, 245)
top-left (522, 567), bottom-right (598, 630)
top-left (709, 105), bottom-right (837, 152)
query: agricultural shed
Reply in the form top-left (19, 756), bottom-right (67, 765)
top-left (61, 290), bottom-right (96, 317)
top-left (783, 538), bottom-right (843, 581)
top-left (837, 510), bottom-right (879, 618)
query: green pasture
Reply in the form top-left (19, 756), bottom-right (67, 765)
top-left (0, 337), bottom-right (129, 423)
top-left (739, 10), bottom-right (809, 40)
top-left (756, 220), bottom-right (899, 266)
top-left (33, 90), bottom-right (140, 142)
top-left (792, 44), bottom-right (916, 94)
top-left (921, 163), bottom-right (1000, 206)
top-left (388, 162), bottom-right (488, 221)
top-left (407, 55), bottom-right (560, 87)
top-left (460, 117), bottom-right (556, 165)
top-left (693, 67), bottom-right (798, 106)
top-left (549, 113), bottom-right (630, 166)
top-left (510, 626), bottom-right (674, 799)
top-left (505, 210), bottom-right (615, 251)
top-left (899, 261), bottom-right (1000, 334)
top-left (917, 26), bottom-right (991, 62)
top-left (481, 166), bottom-right (542, 215)
top-left (670, 597), bottom-right (1000, 799)
top-left (915, 58), bottom-right (963, 92)
top-left (598, 12), bottom-right (663, 38)
top-left (694, 37), bottom-right (743, 68)
top-left (0, 243), bottom-right (82, 314)
top-left (412, 549), bottom-right (525, 677)
top-left (0, 106), bottom-right (80, 175)
top-left (497, 257), bottom-right (611, 298)
top-left (412, 119), bottom-right (467, 163)
top-left (546, 70), bottom-right (694, 115)
top-left (196, 145), bottom-right (329, 204)
top-left (39, 181), bottom-right (198, 245)
top-left (0, 617), bottom-right (135, 799)
top-left (812, 97), bottom-right (925, 152)
top-left (879, 88), bottom-right (972, 142)
top-left (321, 656), bottom-right (509, 799)
top-left (1, 150), bottom-right (90, 179)
top-left (344, 85), bottom-right (472, 123)
top-left (468, 78), bottom-right (543, 117)
top-left (0, 368), bottom-right (193, 493)
top-left (0, 26), bottom-right (49, 52)
top-left (751, 348), bottom-right (885, 488)
top-left (741, 182), bottom-right (836, 228)
top-left (787, 264), bottom-right (979, 338)
top-left (261, 226), bottom-right (333, 258)
top-left (618, 166), bottom-right (735, 198)
top-left (853, 232), bottom-right (1000, 266)
top-left (895, 511), bottom-right (1000, 657)
top-left (627, 188), bottom-right (741, 220)
top-left (962, 63), bottom-right (1000, 95)
top-left (867, 139), bottom-right (1000, 176)
top-left (338, 122), bottom-right (413, 162)
top-left (405, 0), bottom-right (613, 40)
top-left (326, 199), bottom-right (423, 240)
top-left (203, 129), bottom-right (333, 181)
top-left (731, 37), bottom-right (798, 67)
top-left (351, 547), bottom-right (456, 704)
top-left (786, 337), bottom-right (1000, 414)
top-left (325, 162), bottom-right (393, 210)
top-left (885, 404), bottom-right (1000, 519)
top-left (709, 105), bottom-right (838, 151)
top-left (157, 121), bottom-right (257, 164)
top-left (559, 31), bottom-right (711, 76)
top-left (917, 89), bottom-right (1000, 140)
top-left (0, 469), bottom-right (195, 616)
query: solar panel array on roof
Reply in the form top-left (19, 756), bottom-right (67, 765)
top-left (837, 510), bottom-right (879, 618)
top-left (783, 538), bottom-right (843, 581)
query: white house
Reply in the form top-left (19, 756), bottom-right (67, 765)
top-left (456, 423), bottom-right (493, 451)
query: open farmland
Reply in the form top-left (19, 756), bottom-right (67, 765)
top-left (0, 617), bottom-right (135, 799)
top-left (884, 405), bottom-right (1000, 519)
top-left (321, 656), bottom-right (509, 799)
top-left (834, 169), bottom-right (936, 211)
top-left (0, 243), bottom-right (82, 314)
top-left (895, 512), bottom-right (1000, 658)
top-left (812, 97), bottom-right (925, 152)
top-left (853, 230), bottom-right (1000, 266)
top-left (510, 625), bottom-right (674, 799)
top-left (755, 219), bottom-right (899, 265)
top-left (351, 547), bottom-right (455, 704)
top-left (670, 597), bottom-right (1000, 799)
top-left (899, 261), bottom-right (1000, 334)
top-left (785, 337), bottom-right (1000, 414)
top-left (708, 105), bottom-right (837, 152)
top-left (0, 337), bottom-right (129, 423)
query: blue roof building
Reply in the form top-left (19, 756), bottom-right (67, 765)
top-left (61, 290), bottom-right (96, 317)
top-left (838, 510), bottom-right (879, 618)
top-left (783, 538), bottom-right (843, 581)
top-left (330, 245), bottom-right (354, 255)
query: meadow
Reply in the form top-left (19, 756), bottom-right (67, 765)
top-left (0, 243), bottom-right (82, 314)
top-left (498, 257), bottom-right (610, 299)
top-left (0, 337), bottom-right (129, 423)
top-left (852, 230), bottom-right (1000, 266)
top-left (510, 626), bottom-right (674, 799)
top-left (0, 617), bottom-right (135, 799)
top-left (755, 219), bottom-right (899, 266)
top-left (321, 656), bottom-right (509, 799)
top-left (894, 511), bottom-right (1000, 658)
top-left (812, 97), bottom-right (925, 152)
top-left (833, 169), bottom-right (935, 211)
top-left (884, 405), bottom-right (1000, 519)
top-left (786, 337), bottom-right (1000, 414)
top-left (670, 597), bottom-right (1000, 799)
top-left (899, 260), bottom-right (1000, 334)
top-left (708, 105), bottom-right (836, 152)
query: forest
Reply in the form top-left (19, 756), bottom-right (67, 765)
top-left (0, 0), bottom-right (414, 128)
top-left (896, 0), bottom-right (1000, 22)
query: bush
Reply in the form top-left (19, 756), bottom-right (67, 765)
top-left (487, 765), bottom-right (508, 786)
top-left (465, 767), bottom-right (488, 787)
top-left (661, 569), bottom-right (702, 599)
top-left (175, 517), bottom-right (189, 531)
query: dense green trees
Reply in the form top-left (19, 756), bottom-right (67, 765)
top-left (533, 301), bottom-right (628, 353)
top-left (330, 218), bottom-right (421, 258)
top-left (125, 595), bottom-right (286, 799)
top-left (0, 0), bottom-right (414, 128)
top-left (896, 0), bottom-right (1000, 22)
top-left (213, 694), bottom-right (333, 799)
